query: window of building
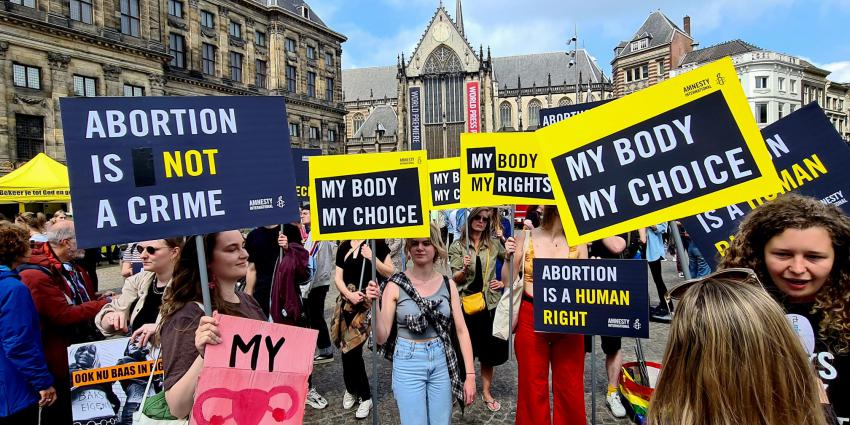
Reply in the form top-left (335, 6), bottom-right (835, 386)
top-left (229, 21), bottom-right (242, 39)
top-left (289, 122), bottom-right (300, 137)
top-left (15, 114), bottom-right (44, 162)
top-left (73, 75), bottom-right (97, 97)
top-left (254, 31), bottom-right (266, 47)
top-left (12, 63), bottom-right (41, 90)
top-left (630, 38), bottom-right (648, 52)
top-left (70, 0), bottom-right (93, 24)
top-left (255, 60), bottom-right (267, 88)
top-left (755, 76), bottom-right (768, 89)
top-left (790, 104), bottom-right (797, 113)
top-left (202, 43), bottom-right (216, 75)
top-left (527, 100), bottom-right (541, 128)
top-left (778, 77), bottom-right (785, 92)
top-left (285, 38), bottom-right (297, 52)
top-left (200, 10), bottom-right (215, 29)
top-left (123, 84), bottom-right (144, 96)
top-left (307, 71), bottom-right (316, 97)
top-left (328, 128), bottom-right (337, 143)
top-left (558, 97), bottom-right (572, 106)
top-left (229, 52), bottom-right (243, 82)
top-left (625, 64), bottom-right (649, 82)
top-left (778, 103), bottom-right (785, 119)
top-left (10, 0), bottom-right (35, 8)
top-left (352, 114), bottom-right (364, 134)
top-left (300, 5), bottom-right (309, 19)
top-left (755, 102), bottom-right (768, 124)
top-left (120, 0), bottom-right (140, 37)
top-left (309, 126), bottom-right (319, 140)
top-left (167, 0), bottom-right (183, 18)
top-left (790, 79), bottom-right (797, 93)
top-left (169, 33), bottom-right (185, 69)
top-left (324, 51), bottom-right (334, 67)
top-left (307, 46), bottom-right (316, 60)
top-left (500, 102), bottom-right (512, 129)
top-left (285, 65), bottom-right (296, 92)
top-left (657, 59), bottom-right (664, 75)
top-left (325, 77), bottom-right (333, 101)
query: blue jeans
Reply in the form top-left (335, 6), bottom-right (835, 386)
top-left (392, 338), bottom-right (452, 425)
top-left (688, 244), bottom-right (711, 278)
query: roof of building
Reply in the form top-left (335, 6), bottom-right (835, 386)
top-left (680, 39), bottom-right (761, 66)
top-left (260, 0), bottom-right (327, 28)
top-left (800, 59), bottom-right (831, 76)
top-left (353, 105), bottom-right (398, 138)
top-left (342, 66), bottom-right (397, 101)
top-left (615, 11), bottom-right (691, 60)
top-left (493, 49), bottom-right (608, 89)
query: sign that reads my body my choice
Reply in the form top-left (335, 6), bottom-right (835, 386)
top-left (309, 151), bottom-right (431, 240)
top-left (427, 157), bottom-right (464, 210)
top-left (533, 259), bottom-right (649, 338)
top-left (60, 96), bottom-right (300, 248)
top-left (537, 58), bottom-right (782, 245)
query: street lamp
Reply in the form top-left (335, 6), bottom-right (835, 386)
top-left (567, 34), bottom-right (579, 103)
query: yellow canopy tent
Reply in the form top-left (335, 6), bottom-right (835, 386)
top-left (0, 153), bottom-right (71, 211)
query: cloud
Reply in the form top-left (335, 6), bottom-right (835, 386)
top-left (822, 61), bottom-right (850, 83)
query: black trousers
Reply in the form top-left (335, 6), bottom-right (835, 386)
top-left (306, 285), bottom-right (332, 350)
top-left (341, 311), bottom-right (371, 401)
top-left (648, 259), bottom-right (669, 311)
top-left (0, 404), bottom-right (38, 425)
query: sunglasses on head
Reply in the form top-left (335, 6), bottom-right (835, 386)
top-left (136, 245), bottom-right (165, 255)
top-left (665, 267), bottom-right (763, 306)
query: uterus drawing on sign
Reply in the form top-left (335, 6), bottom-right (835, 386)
top-left (192, 386), bottom-right (299, 425)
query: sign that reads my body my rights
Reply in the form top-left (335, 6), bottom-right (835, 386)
top-left (533, 259), bottom-right (649, 338)
top-left (309, 151), bottom-right (431, 240)
top-left (428, 157), bottom-right (463, 210)
top-left (60, 96), bottom-right (300, 248)
top-left (461, 133), bottom-right (554, 205)
top-left (537, 58), bottom-right (782, 245)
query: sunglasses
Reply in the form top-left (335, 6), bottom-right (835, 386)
top-left (665, 268), bottom-right (763, 306)
top-left (136, 245), bottom-right (166, 255)
top-left (472, 215), bottom-right (490, 223)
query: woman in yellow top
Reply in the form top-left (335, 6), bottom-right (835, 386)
top-left (448, 207), bottom-right (512, 412)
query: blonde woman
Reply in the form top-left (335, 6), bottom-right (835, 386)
top-left (648, 271), bottom-right (828, 425)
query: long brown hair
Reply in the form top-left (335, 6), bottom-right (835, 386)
top-left (458, 207), bottom-right (496, 252)
top-left (719, 193), bottom-right (850, 353)
top-left (647, 277), bottom-right (827, 425)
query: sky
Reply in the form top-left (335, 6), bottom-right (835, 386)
top-left (310, 0), bottom-right (850, 83)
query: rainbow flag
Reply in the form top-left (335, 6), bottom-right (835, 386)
top-left (619, 361), bottom-right (661, 424)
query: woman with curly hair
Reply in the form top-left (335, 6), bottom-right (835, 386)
top-left (720, 193), bottom-right (849, 422)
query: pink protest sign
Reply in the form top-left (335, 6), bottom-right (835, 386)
top-left (191, 314), bottom-right (318, 425)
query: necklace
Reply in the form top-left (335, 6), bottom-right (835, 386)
top-left (151, 277), bottom-right (165, 295)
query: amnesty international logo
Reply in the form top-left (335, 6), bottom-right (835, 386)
top-left (716, 73), bottom-right (725, 86)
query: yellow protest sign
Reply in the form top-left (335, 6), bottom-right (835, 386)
top-left (427, 157), bottom-right (467, 210)
top-left (536, 57), bottom-right (782, 245)
top-left (308, 150), bottom-right (432, 241)
top-left (460, 132), bottom-right (555, 206)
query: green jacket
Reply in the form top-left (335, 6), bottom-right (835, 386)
top-left (448, 237), bottom-right (505, 310)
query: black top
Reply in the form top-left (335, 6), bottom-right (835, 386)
top-left (589, 234), bottom-right (628, 259)
top-left (335, 240), bottom-right (391, 291)
top-left (245, 225), bottom-right (281, 292)
top-left (131, 279), bottom-right (164, 331)
top-left (526, 210), bottom-right (541, 228)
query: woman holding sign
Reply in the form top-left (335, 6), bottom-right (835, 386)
top-left (448, 207), bottom-right (509, 412)
top-left (158, 230), bottom-right (266, 419)
top-left (719, 194), bottom-right (849, 422)
top-left (504, 205), bottom-right (588, 425)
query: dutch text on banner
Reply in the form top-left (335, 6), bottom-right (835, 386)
top-left (410, 87), bottom-right (422, 150)
top-left (533, 259), bottom-right (649, 338)
top-left (308, 150), bottom-right (432, 240)
top-left (461, 132), bottom-right (555, 206)
top-left (681, 103), bottom-right (850, 268)
top-left (59, 96), bottom-right (300, 248)
top-left (538, 99), bottom-right (611, 128)
top-left (467, 82), bottom-right (480, 133)
top-left (292, 148), bottom-right (322, 201)
top-left (536, 58), bottom-right (782, 245)
top-left (428, 157), bottom-right (465, 210)
top-left (191, 314), bottom-right (318, 425)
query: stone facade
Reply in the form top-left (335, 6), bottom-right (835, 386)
top-left (0, 0), bottom-right (346, 176)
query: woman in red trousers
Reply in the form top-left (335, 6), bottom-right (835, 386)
top-left (504, 205), bottom-right (588, 424)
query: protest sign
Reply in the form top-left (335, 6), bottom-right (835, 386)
top-left (192, 314), bottom-right (317, 425)
top-left (59, 96), bottom-right (300, 248)
top-left (533, 259), bottom-right (649, 338)
top-left (292, 148), bottom-right (322, 202)
top-left (427, 157), bottom-right (465, 210)
top-left (536, 58), bottom-right (782, 245)
top-left (538, 99), bottom-right (611, 128)
top-left (67, 338), bottom-right (162, 424)
top-left (308, 150), bottom-right (431, 240)
top-left (460, 132), bottom-right (555, 205)
top-left (681, 103), bottom-right (850, 267)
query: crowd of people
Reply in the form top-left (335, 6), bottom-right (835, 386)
top-left (0, 194), bottom-right (846, 424)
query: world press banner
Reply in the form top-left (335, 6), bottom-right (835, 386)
top-left (59, 96), bottom-right (300, 248)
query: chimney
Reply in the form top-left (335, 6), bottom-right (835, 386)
top-left (683, 15), bottom-right (691, 36)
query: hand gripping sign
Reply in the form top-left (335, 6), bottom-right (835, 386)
top-left (461, 132), bottom-right (555, 206)
top-left (191, 314), bottom-right (318, 425)
top-left (308, 150), bottom-right (432, 241)
top-left (427, 157), bottom-right (466, 210)
top-left (536, 58), bottom-right (782, 245)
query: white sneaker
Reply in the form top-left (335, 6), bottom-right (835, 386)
top-left (607, 391), bottom-right (627, 418)
top-left (306, 387), bottom-right (328, 410)
top-left (342, 391), bottom-right (356, 410)
top-left (355, 398), bottom-right (372, 419)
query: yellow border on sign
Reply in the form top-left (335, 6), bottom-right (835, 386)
top-left (427, 157), bottom-right (469, 210)
top-left (535, 58), bottom-right (782, 245)
top-left (308, 150), bottom-right (432, 241)
top-left (460, 132), bottom-right (557, 206)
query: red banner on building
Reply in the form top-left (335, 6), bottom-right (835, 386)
top-left (466, 82), bottom-right (480, 133)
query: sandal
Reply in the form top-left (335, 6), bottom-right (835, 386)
top-left (483, 397), bottom-right (501, 412)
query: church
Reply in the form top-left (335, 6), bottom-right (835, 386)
top-left (342, 1), bottom-right (613, 158)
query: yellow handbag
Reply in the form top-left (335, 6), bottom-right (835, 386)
top-left (461, 246), bottom-right (491, 315)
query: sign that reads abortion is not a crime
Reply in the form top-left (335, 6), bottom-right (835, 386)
top-left (536, 58), bottom-right (782, 245)
top-left (533, 259), bottom-right (649, 338)
top-left (309, 150), bottom-right (432, 241)
top-left (292, 148), bottom-right (322, 201)
top-left (60, 96), bottom-right (300, 248)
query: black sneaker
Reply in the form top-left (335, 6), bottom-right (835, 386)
top-left (313, 353), bottom-right (334, 365)
top-left (650, 306), bottom-right (672, 323)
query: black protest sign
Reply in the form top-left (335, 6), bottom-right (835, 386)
top-left (292, 148), bottom-right (321, 201)
top-left (539, 99), bottom-right (611, 128)
top-left (427, 157), bottom-right (463, 209)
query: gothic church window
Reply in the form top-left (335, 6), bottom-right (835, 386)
top-left (558, 97), bottom-right (572, 106)
top-left (500, 102), bottom-right (512, 129)
top-left (527, 100), bottom-right (541, 128)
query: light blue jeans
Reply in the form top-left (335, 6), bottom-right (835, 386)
top-left (392, 337), bottom-right (452, 425)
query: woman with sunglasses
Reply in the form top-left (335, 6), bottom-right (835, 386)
top-left (448, 207), bottom-right (510, 412)
top-left (649, 271), bottom-right (829, 425)
top-left (719, 194), bottom-right (849, 422)
top-left (95, 238), bottom-right (184, 345)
